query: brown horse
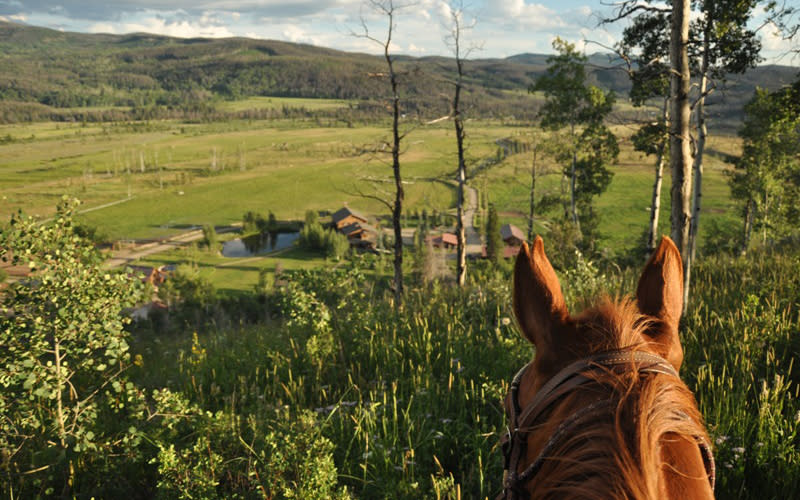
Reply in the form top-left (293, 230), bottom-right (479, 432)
top-left (499, 236), bottom-right (715, 499)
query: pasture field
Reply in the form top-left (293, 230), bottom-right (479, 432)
top-left (478, 128), bottom-right (741, 253)
top-left (215, 96), bottom-right (357, 112)
top-left (0, 111), bottom-right (742, 254)
top-left (0, 117), bottom-right (511, 240)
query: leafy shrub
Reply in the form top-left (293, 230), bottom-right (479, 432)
top-left (0, 198), bottom-right (147, 497)
top-left (323, 229), bottom-right (350, 260)
top-left (702, 218), bottom-right (741, 255)
top-left (72, 221), bottom-right (108, 244)
top-left (300, 220), bottom-right (350, 259)
top-left (299, 220), bottom-right (326, 250)
top-left (242, 210), bottom-right (266, 234)
top-left (158, 263), bottom-right (215, 308)
top-left (201, 224), bottom-right (219, 253)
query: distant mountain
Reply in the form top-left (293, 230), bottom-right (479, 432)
top-left (0, 20), bottom-right (796, 126)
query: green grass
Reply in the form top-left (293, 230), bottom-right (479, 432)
top-left (0, 118), bottom-right (503, 239)
top-left (478, 129), bottom-right (741, 254)
top-left (127, 244), bottom-right (800, 499)
top-left (131, 244), bottom-right (324, 294)
top-left (216, 96), bottom-right (356, 112)
top-left (0, 111), bottom-right (744, 254)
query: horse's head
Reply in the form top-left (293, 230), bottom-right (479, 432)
top-left (501, 236), bottom-right (714, 499)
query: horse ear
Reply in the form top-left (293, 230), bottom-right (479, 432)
top-left (513, 236), bottom-right (569, 350)
top-left (636, 236), bottom-right (684, 368)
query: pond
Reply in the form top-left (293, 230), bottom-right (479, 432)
top-left (222, 232), bottom-right (300, 257)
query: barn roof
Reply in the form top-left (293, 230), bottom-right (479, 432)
top-left (332, 206), bottom-right (369, 225)
top-left (501, 224), bottom-right (525, 242)
top-left (340, 222), bottom-right (377, 237)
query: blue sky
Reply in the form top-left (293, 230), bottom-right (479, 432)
top-left (0, 0), bottom-right (796, 63)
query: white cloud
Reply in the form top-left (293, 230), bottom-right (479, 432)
top-left (760, 24), bottom-right (785, 52)
top-left (282, 24), bottom-right (305, 42)
top-left (437, 1), bottom-right (452, 21)
top-left (87, 22), bottom-right (117, 33)
top-left (484, 1), bottom-right (565, 31)
top-left (757, 24), bottom-right (800, 63)
top-left (118, 15), bottom-right (235, 38)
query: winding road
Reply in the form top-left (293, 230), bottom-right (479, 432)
top-left (462, 183), bottom-right (484, 256)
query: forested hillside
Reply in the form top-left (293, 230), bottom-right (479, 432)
top-left (0, 20), bottom-right (796, 125)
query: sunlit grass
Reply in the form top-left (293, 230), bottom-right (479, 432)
top-left (130, 245), bottom-right (800, 499)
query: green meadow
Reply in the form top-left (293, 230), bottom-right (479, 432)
top-left (215, 96), bottom-right (357, 112)
top-left (0, 108), bottom-right (741, 251)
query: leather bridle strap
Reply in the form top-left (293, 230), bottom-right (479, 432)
top-left (516, 351), bottom-right (680, 433)
top-left (505, 398), bottom-right (615, 494)
top-left (499, 350), bottom-right (715, 499)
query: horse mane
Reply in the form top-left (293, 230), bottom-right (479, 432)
top-left (527, 297), bottom-right (709, 500)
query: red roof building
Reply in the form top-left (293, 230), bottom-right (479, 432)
top-left (427, 232), bottom-right (458, 249)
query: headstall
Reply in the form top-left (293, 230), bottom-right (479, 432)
top-left (498, 350), bottom-right (716, 500)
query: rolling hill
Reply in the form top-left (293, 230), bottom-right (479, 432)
top-left (0, 20), bottom-right (797, 126)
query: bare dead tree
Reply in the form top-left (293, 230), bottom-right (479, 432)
top-left (351, 0), bottom-right (411, 308)
top-left (443, 0), bottom-right (480, 287)
top-left (647, 99), bottom-right (669, 254)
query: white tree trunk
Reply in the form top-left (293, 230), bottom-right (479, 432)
top-left (686, 50), bottom-right (709, 308)
top-left (647, 98), bottom-right (669, 255)
top-left (528, 146), bottom-right (538, 243)
top-left (670, 0), bottom-right (693, 276)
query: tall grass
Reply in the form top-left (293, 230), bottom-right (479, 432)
top-left (131, 248), bottom-right (800, 499)
top-left (684, 249), bottom-right (800, 498)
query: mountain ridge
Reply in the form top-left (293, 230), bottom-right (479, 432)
top-left (0, 20), bottom-right (797, 126)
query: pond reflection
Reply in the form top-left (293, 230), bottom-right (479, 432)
top-left (222, 232), bottom-right (300, 257)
